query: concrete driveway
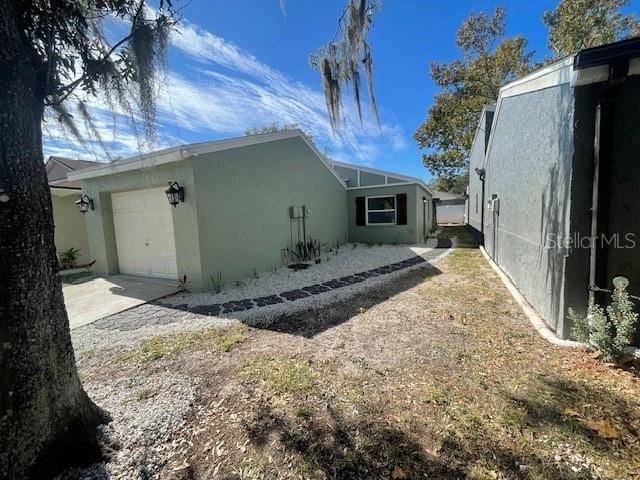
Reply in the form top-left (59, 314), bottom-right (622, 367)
top-left (63, 275), bottom-right (180, 329)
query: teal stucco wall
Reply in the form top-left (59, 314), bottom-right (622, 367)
top-left (81, 159), bottom-right (203, 288)
top-left (347, 184), bottom-right (432, 244)
top-left (192, 137), bottom-right (348, 288)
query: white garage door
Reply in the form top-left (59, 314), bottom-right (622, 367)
top-left (112, 187), bottom-right (178, 279)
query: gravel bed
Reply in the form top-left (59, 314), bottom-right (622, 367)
top-left (160, 243), bottom-right (434, 308)
top-left (71, 247), bottom-right (450, 355)
top-left (56, 373), bottom-right (197, 480)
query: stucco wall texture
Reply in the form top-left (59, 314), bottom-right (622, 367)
top-left (479, 84), bottom-right (575, 337)
top-left (51, 194), bottom-right (91, 265)
top-left (347, 184), bottom-right (431, 245)
top-left (191, 137), bottom-right (348, 288)
top-left (82, 160), bottom-right (203, 288)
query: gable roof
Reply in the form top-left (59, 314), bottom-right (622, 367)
top-left (48, 156), bottom-right (103, 171)
top-left (68, 130), bottom-right (346, 187)
top-left (47, 156), bottom-right (102, 187)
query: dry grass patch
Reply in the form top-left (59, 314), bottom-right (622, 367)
top-left (241, 356), bottom-right (318, 395)
top-left (117, 325), bottom-right (247, 363)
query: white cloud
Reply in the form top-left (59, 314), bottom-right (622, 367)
top-left (43, 14), bottom-right (408, 168)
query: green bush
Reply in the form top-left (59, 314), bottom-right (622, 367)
top-left (569, 287), bottom-right (638, 361)
top-left (59, 247), bottom-right (80, 269)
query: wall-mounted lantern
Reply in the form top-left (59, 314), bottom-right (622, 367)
top-left (75, 194), bottom-right (94, 214)
top-left (165, 182), bottom-right (185, 207)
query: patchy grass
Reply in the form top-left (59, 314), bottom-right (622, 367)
top-left (117, 325), bottom-right (247, 363)
top-left (242, 356), bottom-right (317, 395)
top-left (79, 240), bottom-right (640, 479)
top-left (133, 388), bottom-right (156, 402)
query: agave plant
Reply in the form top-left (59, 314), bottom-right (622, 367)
top-left (288, 237), bottom-right (325, 264)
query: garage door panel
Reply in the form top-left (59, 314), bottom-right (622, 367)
top-left (112, 187), bottom-right (178, 279)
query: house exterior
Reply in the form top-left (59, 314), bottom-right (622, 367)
top-left (431, 190), bottom-right (466, 225)
top-left (331, 161), bottom-right (434, 244)
top-left (68, 131), bottom-right (434, 291)
top-left (47, 156), bottom-right (102, 266)
top-left (467, 38), bottom-right (640, 341)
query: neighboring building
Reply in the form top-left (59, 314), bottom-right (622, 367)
top-left (330, 161), bottom-right (434, 244)
top-left (68, 131), bottom-right (434, 291)
top-left (46, 156), bottom-right (102, 266)
top-left (467, 38), bottom-right (640, 340)
top-left (431, 190), bottom-right (466, 225)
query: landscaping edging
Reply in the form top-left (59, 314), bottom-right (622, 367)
top-left (91, 250), bottom-right (449, 332)
top-left (479, 246), bottom-right (583, 348)
top-left (157, 255), bottom-right (429, 316)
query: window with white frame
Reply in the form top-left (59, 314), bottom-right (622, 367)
top-left (366, 195), bottom-right (396, 225)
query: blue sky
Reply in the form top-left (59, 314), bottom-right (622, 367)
top-left (42, 0), bottom-right (636, 183)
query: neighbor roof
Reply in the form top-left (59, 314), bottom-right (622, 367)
top-left (67, 130), bottom-right (346, 187)
top-left (48, 156), bottom-right (103, 172)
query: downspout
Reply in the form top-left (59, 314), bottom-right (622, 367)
top-left (587, 103), bottom-right (602, 306)
top-left (587, 60), bottom-right (627, 304)
top-left (474, 168), bottom-right (486, 246)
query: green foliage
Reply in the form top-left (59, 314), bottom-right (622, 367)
top-left (543, 0), bottom-right (640, 58)
top-left (210, 272), bottom-right (224, 294)
top-left (568, 307), bottom-right (590, 343)
top-left (59, 247), bottom-right (81, 270)
top-left (569, 289), bottom-right (639, 361)
top-left (414, 7), bottom-right (533, 178)
top-left (20, 0), bottom-right (177, 149)
top-left (288, 237), bottom-right (324, 264)
top-left (429, 173), bottom-right (469, 195)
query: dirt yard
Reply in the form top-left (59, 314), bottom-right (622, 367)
top-left (74, 248), bottom-right (640, 480)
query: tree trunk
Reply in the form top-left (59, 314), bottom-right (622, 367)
top-left (0, 2), bottom-right (109, 479)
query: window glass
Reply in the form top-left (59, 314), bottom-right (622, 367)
top-left (367, 211), bottom-right (395, 224)
top-left (366, 195), bottom-right (396, 224)
top-left (367, 196), bottom-right (395, 210)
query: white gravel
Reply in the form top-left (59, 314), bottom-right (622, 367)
top-left (71, 244), bottom-right (449, 356)
top-left (56, 373), bottom-right (197, 480)
top-left (163, 243), bottom-right (435, 307)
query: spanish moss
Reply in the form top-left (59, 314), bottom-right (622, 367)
top-left (310, 0), bottom-right (380, 131)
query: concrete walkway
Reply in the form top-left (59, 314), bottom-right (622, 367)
top-left (63, 275), bottom-right (180, 329)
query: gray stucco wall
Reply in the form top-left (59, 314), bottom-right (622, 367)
top-left (81, 160), bottom-right (203, 288)
top-left (192, 137), bottom-right (348, 288)
top-left (347, 184), bottom-right (430, 244)
top-left (467, 108), bottom-right (494, 234)
top-left (483, 84), bottom-right (575, 336)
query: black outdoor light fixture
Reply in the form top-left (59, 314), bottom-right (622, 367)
top-left (75, 194), bottom-right (94, 213)
top-left (165, 181), bottom-right (185, 207)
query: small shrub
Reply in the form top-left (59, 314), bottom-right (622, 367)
top-left (210, 272), bottom-right (224, 293)
top-left (60, 247), bottom-right (80, 269)
top-left (177, 274), bottom-right (189, 292)
top-left (288, 237), bottom-right (324, 264)
top-left (569, 287), bottom-right (639, 361)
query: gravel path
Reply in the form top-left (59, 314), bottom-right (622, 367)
top-left (71, 245), bottom-right (448, 355)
